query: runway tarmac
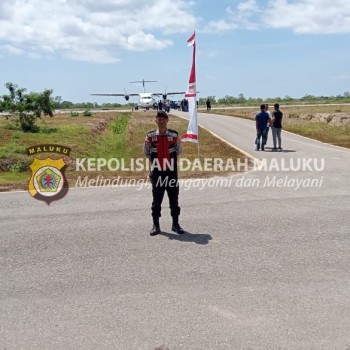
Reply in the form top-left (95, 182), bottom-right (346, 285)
top-left (1, 111), bottom-right (350, 349)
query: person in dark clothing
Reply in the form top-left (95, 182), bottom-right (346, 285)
top-left (144, 110), bottom-right (184, 236)
top-left (255, 104), bottom-right (271, 151)
top-left (264, 103), bottom-right (271, 144)
top-left (184, 99), bottom-right (188, 112)
top-left (271, 103), bottom-right (283, 151)
top-left (158, 100), bottom-right (163, 111)
top-left (206, 98), bottom-right (211, 111)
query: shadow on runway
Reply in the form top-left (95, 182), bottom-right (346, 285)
top-left (261, 147), bottom-right (296, 153)
top-left (159, 231), bottom-right (212, 245)
top-left (278, 149), bottom-right (296, 153)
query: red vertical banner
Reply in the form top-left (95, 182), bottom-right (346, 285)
top-left (182, 32), bottom-right (198, 143)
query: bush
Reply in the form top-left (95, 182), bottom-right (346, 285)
top-left (18, 113), bottom-right (40, 132)
top-left (110, 114), bottom-right (130, 134)
top-left (8, 161), bottom-right (29, 172)
top-left (288, 113), bottom-right (300, 119)
top-left (83, 110), bottom-right (92, 117)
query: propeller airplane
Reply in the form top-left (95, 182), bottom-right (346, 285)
top-left (91, 79), bottom-right (186, 110)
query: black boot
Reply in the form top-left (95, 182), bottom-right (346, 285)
top-left (150, 225), bottom-right (161, 236)
top-left (171, 218), bottom-right (185, 234)
top-left (150, 217), bottom-right (161, 236)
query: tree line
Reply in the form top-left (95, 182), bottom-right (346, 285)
top-left (1, 82), bottom-right (350, 133)
top-left (198, 92), bottom-right (350, 106)
top-left (62, 92), bottom-right (350, 108)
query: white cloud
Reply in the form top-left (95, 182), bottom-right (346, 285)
top-left (0, 45), bottom-right (24, 55)
top-left (198, 1), bottom-right (260, 33)
top-left (264, 0), bottom-right (350, 34)
top-left (0, 0), bottom-right (196, 63)
top-left (206, 51), bottom-right (219, 58)
top-left (237, 0), bottom-right (259, 12)
top-left (201, 19), bottom-right (238, 34)
top-left (229, 0), bottom-right (261, 30)
top-left (2, 0), bottom-right (348, 64)
top-left (123, 32), bottom-right (172, 51)
top-left (332, 74), bottom-right (350, 80)
top-left (201, 0), bottom-right (350, 34)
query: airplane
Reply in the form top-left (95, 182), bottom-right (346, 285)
top-left (91, 79), bottom-right (186, 110)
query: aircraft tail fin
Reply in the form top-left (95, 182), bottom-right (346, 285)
top-left (129, 79), bottom-right (157, 92)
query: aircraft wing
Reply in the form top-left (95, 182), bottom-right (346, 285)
top-left (91, 93), bottom-right (139, 96)
top-left (152, 92), bottom-right (186, 96)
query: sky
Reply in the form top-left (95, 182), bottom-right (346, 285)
top-left (0, 0), bottom-right (349, 103)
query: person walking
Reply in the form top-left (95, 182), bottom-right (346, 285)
top-left (255, 104), bottom-right (271, 151)
top-left (144, 110), bottom-right (185, 236)
top-left (271, 103), bottom-right (283, 151)
top-left (206, 98), bottom-right (211, 111)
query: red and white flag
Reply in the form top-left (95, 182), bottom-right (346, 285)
top-left (182, 32), bottom-right (198, 143)
top-left (187, 32), bottom-right (195, 47)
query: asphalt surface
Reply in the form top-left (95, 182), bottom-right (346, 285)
top-left (1, 111), bottom-right (350, 350)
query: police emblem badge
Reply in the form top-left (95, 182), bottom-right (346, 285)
top-left (26, 145), bottom-right (70, 205)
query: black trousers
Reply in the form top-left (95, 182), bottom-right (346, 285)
top-left (150, 171), bottom-right (180, 222)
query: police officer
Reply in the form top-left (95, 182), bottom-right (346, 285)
top-left (144, 110), bottom-right (185, 236)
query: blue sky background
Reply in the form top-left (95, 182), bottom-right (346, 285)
top-left (0, 0), bottom-right (349, 103)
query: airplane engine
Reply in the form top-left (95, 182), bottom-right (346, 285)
top-left (124, 95), bottom-right (130, 101)
top-left (162, 94), bottom-right (167, 100)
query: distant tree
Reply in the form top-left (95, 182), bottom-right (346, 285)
top-left (217, 95), bottom-right (235, 105)
top-left (52, 96), bottom-right (62, 109)
top-left (237, 93), bottom-right (246, 103)
top-left (101, 102), bottom-right (122, 108)
top-left (207, 96), bottom-right (216, 104)
top-left (198, 98), bottom-right (207, 105)
top-left (74, 102), bottom-right (95, 109)
top-left (0, 82), bottom-right (54, 132)
top-left (301, 94), bottom-right (316, 101)
top-left (60, 100), bottom-right (74, 109)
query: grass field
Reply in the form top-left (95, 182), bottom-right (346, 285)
top-left (2, 104), bottom-right (349, 191)
top-left (206, 105), bottom-right (350, 149)
top-left (0, 111), bottom-right (245, 191)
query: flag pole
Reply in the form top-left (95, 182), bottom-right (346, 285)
top-left (181, 31), bottom-right (199, 150)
